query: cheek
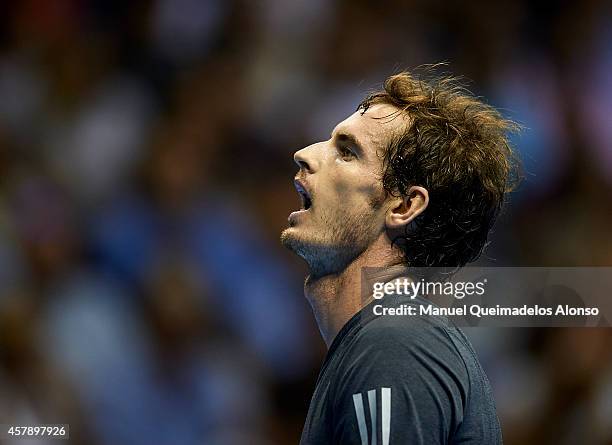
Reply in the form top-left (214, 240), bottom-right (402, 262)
top-left (331, 168), bottom-right (384, 209)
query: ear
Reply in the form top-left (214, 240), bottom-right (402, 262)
top-left (385, 186), bottom-right (429, 229)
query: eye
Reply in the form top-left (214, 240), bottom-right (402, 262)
top-left (337, 144), bottom-right (356, 161)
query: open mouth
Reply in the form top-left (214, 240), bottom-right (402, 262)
top-left (294, 180), bottom-right (312, 210)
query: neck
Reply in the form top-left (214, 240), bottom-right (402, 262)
top-left (304, 234), bottom-right (404, 348)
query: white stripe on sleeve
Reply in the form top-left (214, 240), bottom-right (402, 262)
top-left (353, 393), bottom-right (369, 445)
top-left (381, 387), bottom-right (391, 445)
top-left (367, 389), bottom-right (377, 445)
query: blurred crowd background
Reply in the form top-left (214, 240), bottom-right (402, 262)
top-left (0, 1), bottom-right (610, 444)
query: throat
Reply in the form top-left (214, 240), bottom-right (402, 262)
top-left (304, 250), bottom-right (374, 348)
top-left (303, 233), bottom-right (403, 348)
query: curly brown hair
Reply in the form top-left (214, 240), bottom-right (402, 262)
top-left (359, 68), bottom-right (521, 268)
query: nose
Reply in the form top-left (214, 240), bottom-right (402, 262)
top-left (293, 144), bottom-right (318, 173)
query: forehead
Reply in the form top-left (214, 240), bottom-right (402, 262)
top-left (332, 103), bottom-right (409, 155)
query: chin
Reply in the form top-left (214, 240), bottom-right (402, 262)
top-left (281, 227), bottom-right (321, 264)
top-left (281, 229), bottom-right (354, 278)
top-left (280, 227), bottom-right (310, 256)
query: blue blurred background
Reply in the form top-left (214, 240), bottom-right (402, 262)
top-left (0, 1), bottom-right (610, 444)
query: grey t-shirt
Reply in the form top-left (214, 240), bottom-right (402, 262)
top-left (299, 293), bottom-right (502, 444)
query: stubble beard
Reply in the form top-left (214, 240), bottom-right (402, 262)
top-left (280, 204), bottom-right (380, 280)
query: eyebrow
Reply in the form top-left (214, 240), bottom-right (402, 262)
top-left (331, 131), bottom-right (365, 156)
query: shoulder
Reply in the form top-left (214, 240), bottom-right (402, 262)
top-left (326, 303), bottom-right (501, 444)
top-left (328, 310), bottom-right (474, 442)
top-left (352, 309), bottom-right (468, 366)
top-left (333, 310), bottom-right (471, 389)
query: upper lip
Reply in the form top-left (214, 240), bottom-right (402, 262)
top-left (294, 178), bottom-right (312, 210)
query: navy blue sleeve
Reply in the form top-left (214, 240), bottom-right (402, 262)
top-left (330, 320), bottom-right (469, 444)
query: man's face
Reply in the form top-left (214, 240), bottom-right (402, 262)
top-left (281, 103), bottom-right (407, 277)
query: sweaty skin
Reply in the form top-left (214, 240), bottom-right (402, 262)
top-left (281, 103), bottom-right (429, 347)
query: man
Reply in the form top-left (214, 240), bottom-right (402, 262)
top-left (281, 70), bottom-right (519, 444)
